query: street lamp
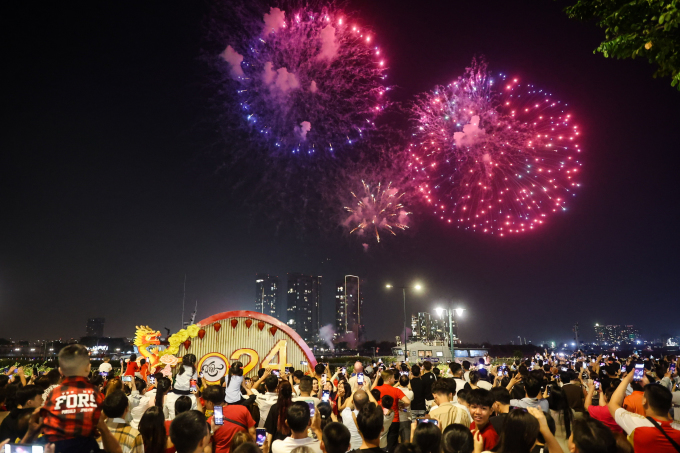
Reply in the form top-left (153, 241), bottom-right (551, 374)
top-left (435, 306), bottom-right (465, 360)
top-left (386, 283), bottom-right (423, 361)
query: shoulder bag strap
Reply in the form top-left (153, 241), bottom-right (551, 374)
top-left (223, 416), bottom-right (247, 430)
top-left (646, 417), bottom-right (680, 452)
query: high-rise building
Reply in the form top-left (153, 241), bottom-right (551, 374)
top-left (594, 324), bottom-right (641, 345)
top-left (86, 318), bottom-right (105, 338)
top-left (335, 276), bottom-right (364, 342)
top-left (255, 274), bottom-right (279, 317)
top-left (287, 273), bottom-right (322, 342)
top-left (412, 312), bottom-right (431, 340)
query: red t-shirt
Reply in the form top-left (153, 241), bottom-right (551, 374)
top-left (209, 405), bottom-right (256, 453)
top-left (470, 421), bottom-right (499, 452)
top-left (373, 385), bottom-right (406, 422)
top-left (632, 420), bottom-right (680, 453)
top-left (140, 363), bottom-right (149, 381)
top-left (164, 420), bottom-right (176, 453)
top-left (588, 406), bottom-right (623, 433)
top-left (125, 362), bottom-right (139, 376)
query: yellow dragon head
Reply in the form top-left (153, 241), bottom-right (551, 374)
top-left (134, 326), bottom-right (162, 367)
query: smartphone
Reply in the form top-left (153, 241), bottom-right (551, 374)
top-left (620, 365), bottom-right (626, 374)
top-left (561, 367), bottom-right (567, 372)
top-left (122, 376), bottom-right (132, 382)
top-left (503, 370), bottom-right (508, 376)
top-left (199, 372), bottom-right (204, 378)
top-left (272, 370), bottom-right (280, 377)
top-left (285, 367), bottom-right (293, 374)
top-left (190, 379), bottom-right (197, 393)
top-left (670, 364), bottom-right (676, 374)
top-left (214, 405), bottom-right (224, 425)
top-left (100, 371), bottom-right (109, 378)
top-left (321, 374), bottom-right (327, 386)
top-left (4, 445), bottom-right (44, 453)
top-left (341, 367), bottom-right (346, 375)
top-left (582, 371), bottom-right (588, 380)
top-left (594, 380), bottom-right (600, 390)
top-left (633, 363), bottom-right (645, 381)
top-left (600, 362), bottom-right (605, 367)
top-left (322, 390), bottom-right (330, 402)
top-left (256, 428), bottom-right (266, 446)
top-left (357, 373), bottom-right (364, 385)
top-left (307, 401), bottom-right (315, 417)
top-left (417, 418), bottom-right (439, 426)
top-left (301, 361), bottom-right (308, 366)
top-left (546, 385), bottom-right (552, 396)
top-left (148, 376), bottom-right (156, 384)
top-left (400, 371), bottom-right (409, 376)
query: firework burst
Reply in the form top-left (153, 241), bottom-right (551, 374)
top-left (212, 1), bottom-right (388, 159)
top-left (409, 58), bottom-right (582, 236)
top-left (344, 180), bottom-right (410, 243)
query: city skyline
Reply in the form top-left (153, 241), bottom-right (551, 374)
top-left (2, 0), bottom-right (679, 344)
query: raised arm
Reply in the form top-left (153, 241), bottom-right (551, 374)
top-left (608, 371), bottom-right (634, 417)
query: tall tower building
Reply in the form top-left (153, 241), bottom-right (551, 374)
top-left (86, 318), bottom-right (105, 338)
top-left (335, 276), bottom-right (364, 342)
top-left (286, 273), bottom-right (322, 342)
top-left (255, 274), bottom-right (279, 317)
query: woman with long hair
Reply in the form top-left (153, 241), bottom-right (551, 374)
top-left (334, 382), bottom-right (352, 417)
top-left (154, 377), bottom-right (171, 418)
top-left (105, 378), bottom-right (123, 397)
top-left (311, 378), bottom-right (319, 398)
top-left (138, 406), bottom-right (169, 453)
top-left (548, 384), bottom-right (573, 452)
top-left (124, 354), bottom-right (139, 377)
top-left (317, 401), bottom-right (336, 430)
top-left (263, 381), bottom-right (293, 453)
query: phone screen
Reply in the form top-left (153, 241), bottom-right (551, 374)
top-left (100, 371), bottom-right (108, 378)
top-left (322, 390), bottom-right (330, 402)
top-left (633, 364), bottom-right (645, 381)
top-left (620, 365), bottom-right (626, 374)
top-left (594, 380), bottom-right (600, 390)
top-left (5, 445), bottom-right (44, 453)
top-left (417, 418), bottom-right (438, 426)
top-left (256, 428), bottom-right (266, 446)
top-left (122, 376), bottom-right (132, 382)
top-left (670, 364), bottom-right (676, 374)
top-left (148, 376), bottom-right (156, 384)
top-left (190, 379), bottom-right (197, 393)
top-left (561, 367), bottom-right (567, 372)
top-left (307, 401), bottom-right (315, 417)
top-left (300, 361), bottom-right (308, 366)
top-left (272, 370), bottom-right (280, 377)
top-left (214, 405), bottom-right (223, 425)
top-left (357, 373), bottom-right (364, 385)
top-left (341, 368), bottom-right (346, 375)
top-left (546, 385), bottom-right (552, 396)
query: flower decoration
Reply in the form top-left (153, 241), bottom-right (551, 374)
top-left (187, 324), bottom-right (200, 338)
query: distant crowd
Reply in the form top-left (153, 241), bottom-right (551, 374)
top-left (0, 346), bottom-right (678, 453)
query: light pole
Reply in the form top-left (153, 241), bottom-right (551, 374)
top-left (435, 306), bottom-right (465, 360)
top-left (386, 283), bottom-right (423, 361)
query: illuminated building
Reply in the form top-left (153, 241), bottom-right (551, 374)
top-left (287, 273), bottom-right (322, 342)
top-left (255, 274), bottom-right (279, 317)
top-left (335, 275), bottom-right (364, 342)
top-left (594, 323), bottom-right (641, 345)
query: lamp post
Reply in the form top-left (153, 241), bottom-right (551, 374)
top-left (435, 306), bottom-right (465, 360)
top-left (386, 283), bottom-right (423, 361)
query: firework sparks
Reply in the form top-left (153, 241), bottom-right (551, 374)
top-left (409, 57), bottom-right (582, 236)
top-left (344, 180), bottom-right (410, 242)
top-left (214, 2), bottom-right (388, 158)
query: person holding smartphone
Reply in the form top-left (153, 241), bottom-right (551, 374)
top-left (622, 364), bottom-right (647, 416)
top-left (204, 385), bottom-right (256, 453)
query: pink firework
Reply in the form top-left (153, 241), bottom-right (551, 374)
top-left (409, 58), bottom-right (582, 236)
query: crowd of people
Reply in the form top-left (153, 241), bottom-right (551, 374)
top-left (0, 346), bottom-right (678, 453)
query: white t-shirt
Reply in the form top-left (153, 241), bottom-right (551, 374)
top-left (173, 366), bottom-right (198, 391)
top-left (252, 389), bottom-right (279, 428)
top-left (476, 380), bottom-right (493, 390)
top-left (99, 362), bottom-right (113, 373)
top-left (271, 436), bottom-right (322, 453)
top-left (614, 408), bottom-right (680, 434)
top-left (453, 379), bottom-right (467, 403)
top-left (164, 392), bottom-right (198, 420)
top-left (396, 386), bottom-right (414, 421)
top-left (340, 407), bottom-right (361, 449)
top-left (225, 375), bottom-right (243, 403)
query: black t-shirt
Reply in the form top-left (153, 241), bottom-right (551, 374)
top-left (410, 378), bottom-right (426, 411)
top-left (422, 372), bottom-right (436, 401)
top-left (605, 362), bottom-right (620, 376)
top-left (263, 403), bottom-right (288, 441)
top-left (489, 413), bottom-right (507, 437)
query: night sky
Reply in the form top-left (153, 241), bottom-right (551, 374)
top-left (2, 0), bottom-right (679, 345)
